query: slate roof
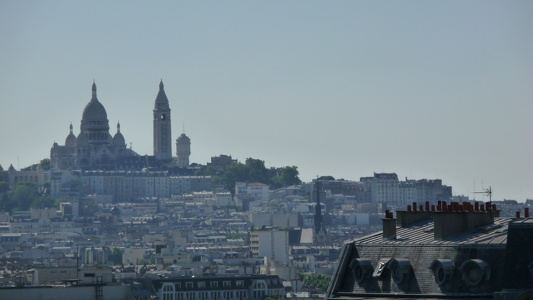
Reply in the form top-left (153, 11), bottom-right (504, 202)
top-left (349, 217), bottom-right (520, 246)
top-left (328, 217), bottom-right (533, 299)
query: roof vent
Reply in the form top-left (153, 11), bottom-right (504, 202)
top-left (429, 259), bottom-right (455, 286)
top-left (349, 259), bottom-right (373, 284)
top-left (388, 258), bottom-right (412, 284)
top-left (372, 258), bottom-right (391, 279)
top-left (459, 259), bottom-right (490, 286)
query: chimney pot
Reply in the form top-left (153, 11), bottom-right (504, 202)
top-left (516, 212), bottom-right (521, 218)
top-left (525, 208), bottom-right (530, 218)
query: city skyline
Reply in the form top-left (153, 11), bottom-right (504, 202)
top-left (1, 1), bottom-right (532, 201)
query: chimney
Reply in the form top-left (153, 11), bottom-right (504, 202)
top-left (382, 210), bottom-right (396, 239)
top-left (397, 209), bottom-right (432, 227)
top-left (434, 210), bottom-right (495, 240)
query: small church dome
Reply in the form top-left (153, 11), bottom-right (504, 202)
top-left (112, 123), bottom-right (125, 146)
top-left (65, 124), bottom-right (77, 147)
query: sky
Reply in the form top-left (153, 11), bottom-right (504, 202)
top-left (1, 1), bottom-right (532, 202)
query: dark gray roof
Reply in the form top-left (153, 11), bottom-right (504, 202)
top-left (347, 217), bottom-right (529, 246)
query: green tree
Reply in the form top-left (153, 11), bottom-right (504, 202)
top-left (298, 272), bottom-right (331, 291)
top-left (224, 163), bottom-right (248, 192)
top-left (245, 158), bottom-right (269, 184)
top-left (0, 182), bottom-right (8, 194)
top-left (39, 158), bottom-right (51, 171)
top-left (31, 195), bottom-right (56, 209)
top-left (110, 247), bottom-right (124, 265)
top-left (271, 166), bottom-right (301, 189)
top-left (263, 295), bottom-right (286, 300)
top-left (0, 193), bottom-right (13, 212)
top-left (10, 182), bottom-right (39, 211)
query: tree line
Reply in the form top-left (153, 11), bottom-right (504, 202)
top-left (196, 158), bottom-right (302, 193)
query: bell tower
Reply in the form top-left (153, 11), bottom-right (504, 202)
top-left (153, 80), bottom-right (172, 162)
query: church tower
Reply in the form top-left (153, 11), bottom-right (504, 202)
top-left (153, 80), bottom-right (172, 162)
top-left (176, 133), bottom-right (191, 168)
top-left (313, 180), bottom-right (330, 245)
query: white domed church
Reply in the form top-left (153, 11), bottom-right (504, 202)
top-left (50, 81), bottom-right (189, 170)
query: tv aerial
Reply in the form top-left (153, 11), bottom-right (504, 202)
top-left (474, 186), bottom-right (493, 214)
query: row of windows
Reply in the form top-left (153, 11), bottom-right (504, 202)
top-left (164, 290), bottom-right (248, 300)
top-left (174, 280), bottom-right (243, 289)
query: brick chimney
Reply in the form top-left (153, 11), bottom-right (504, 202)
top-left (396, 202), bottom-right (432, 227)
top-left (433, 202), bottom-right (497, 239)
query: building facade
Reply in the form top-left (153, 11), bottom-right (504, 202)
top-left (141, 275), bottom-right (285, 300)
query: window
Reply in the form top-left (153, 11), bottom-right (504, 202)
top-left (197, 282), bottom-right (205, 288)
top-left (223, 281), bottom-right (231, 287)
top-left (162, 283), bottom-right (175, 300)
top-left (210, 281), bottom-right (218, 288)
top-left (186, 282), bottom-right (193, 289)
top-left (236, 280), bottom-right (244, 287)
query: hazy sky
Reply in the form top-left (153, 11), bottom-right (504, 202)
top-left (1, 1), bottom-right (532, 201)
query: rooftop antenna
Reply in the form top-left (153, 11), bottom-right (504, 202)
top-left (474, 186), bottom-right (493, 216)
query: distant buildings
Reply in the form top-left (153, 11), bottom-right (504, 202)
top-left (360, 173), bottom-right (452, 208)
top-left (49, 170), bottom-right (213, 202)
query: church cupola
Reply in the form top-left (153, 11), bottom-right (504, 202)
top-left (65, 123), bottom-right (77, 147)
top-left (113, 122), bottom-right (126, 147)
top-left (80, 81), bottom-right (110, 145)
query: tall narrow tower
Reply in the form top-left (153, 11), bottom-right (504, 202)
top-left (314, 180), bottom-right (323, 234)
top-left (314, 180), bottom-right (329, 245)
top-left (176, 133), bottom-right (191, 168)
top-left (153, 80), bottom-right (172, 162)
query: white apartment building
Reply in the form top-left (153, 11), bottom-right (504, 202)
top-left (250, 229), bottom-right (289, 266)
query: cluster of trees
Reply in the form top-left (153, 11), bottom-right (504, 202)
top-left (21, 158), bottom-right (51, 171)
top-left (0, 159), bottom-right (56, 213)
top-left (0, 180), bottom-right (56, 213)
top-left (298, 272), bottom-right (331, 291)
top-left (196, 158), bottom-right (302, 193)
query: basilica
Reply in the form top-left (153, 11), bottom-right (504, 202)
top-left (50, 81), bottom-right (190, 170)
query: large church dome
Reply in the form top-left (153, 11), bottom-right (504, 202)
top-left (82, 82), bottom-right (108, 122)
